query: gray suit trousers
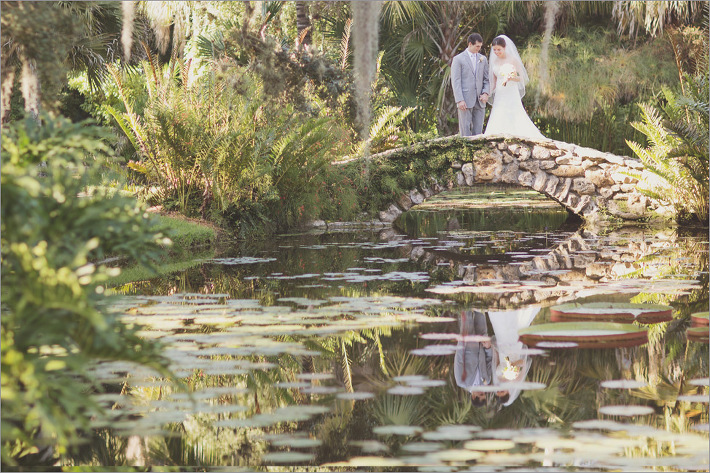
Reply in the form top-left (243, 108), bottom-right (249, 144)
top-left (458, 105), bottom-right (485, 137)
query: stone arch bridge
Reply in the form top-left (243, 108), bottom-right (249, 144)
top-left (340, 135), bottom-right (667, 224)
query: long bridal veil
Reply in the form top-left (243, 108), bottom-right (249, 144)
top-left (488, 34), bottom-right (529, 99)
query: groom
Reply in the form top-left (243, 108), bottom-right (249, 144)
top-left (451, 33), bottom-right (490, 136)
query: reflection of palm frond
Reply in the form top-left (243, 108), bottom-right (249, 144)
top-left (372, 394), bottom-right (426, 428)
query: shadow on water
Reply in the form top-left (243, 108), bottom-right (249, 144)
top-left (40, 188), bottom-right (709, 471)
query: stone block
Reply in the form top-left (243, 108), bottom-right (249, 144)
top-left (565, 193), bottom-right (580, 209)
top-left (532, 145), bottom-right (551, 160)
top-left (456, 171), bottom-right (466, 187)
top-left (581, 159), bottom-right (597, 170)
top-left (379, 203), bottom-right (403, 223)
top-left (462, 163), bottom-right (475, 186)
top-left (508, 144), bottom-right (521, 155)
top-left (533, 171), bottom-right (548, 192)
top-left (518, 171), bottom-right (534, 187)
top-left (599, 188), bottom-right (614, 199)
top-left (421, 186), bottom-right (434, 198)
top-left (620, 183), bottom-right (637, 193)
top-left (544, 175), bottom-right (560, 195)
top-left (585, 167), bottom-right (615, 187)
top-left (573, 195), bottom-right (592, 213)
top-left (497, 142), bottom-right (507, 150)
top-left (519, 159), bottom-right (540, 172)
top-left (518, 147), bottom-right (532, 161)
top-left (502, 152), bottom-right (514, 164)
top-left (398, 193), bottom-right (413, 210)
top-left (452, 161), bottom-right (462, 169)
top-left (555, 178), bottom-right (573, 200)
top-left (500, 163), bottom-right (520, 184)
top-left (475, 152), bottom-right (504, 180)
top-left (539, 160), bottom-right (556, 170)
top-left (551, 165), bottom-right (585, 177)
top-left (572, 178), bottom-right (596, 195)
top-left (410, 189), bottom-right (425, 204)
top-left (556, 154), bottom-right (583, 166)
top-left (549, 149), bottom-right (565, 158)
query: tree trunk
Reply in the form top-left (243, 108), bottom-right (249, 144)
top-left (295, 1), bottom-right (312, 48)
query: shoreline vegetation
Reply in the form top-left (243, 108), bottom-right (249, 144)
top-left (1, 1), bottom-right (707, 467)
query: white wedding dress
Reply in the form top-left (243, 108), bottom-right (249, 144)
top-left (489, 306), bottom-right (541, 406)
top-left (484, 62), bottom-right (545, 140)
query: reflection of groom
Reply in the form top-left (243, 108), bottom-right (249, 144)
top-left (451, 33), bottom-right (490, 136)
top-left (454, 309), bottom-right (493, 407)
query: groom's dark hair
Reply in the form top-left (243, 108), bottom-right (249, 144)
top-left (468, 33), bottom-right (483, 45)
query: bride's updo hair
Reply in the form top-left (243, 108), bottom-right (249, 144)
top-left (492, 36), bottom-right (506, 48)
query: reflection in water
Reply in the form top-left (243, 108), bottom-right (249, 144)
top-left (454, 310), bottom-right (493, 407)
top-left (489, 307), bottom-right (540, 406)
top-left (51, 202), bottom-right (710, 470)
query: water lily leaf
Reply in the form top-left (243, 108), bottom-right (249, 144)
top-left (401, 442), bottom-right (445, 453)
top-left (336, 392), bottom-right (375, 401)
top-left (350, 440), bottom-right (388, 453)
top-left (296, 373), bottom-right (335, 381)
top-left (463, 439), bottom-right (516, 451)
top-left (599, 405), bottom-right (654, 416)
top-left (676, 395), bottom-right (708, 403)
top-left (262, 452), bottom-right (314, 463)
top-left (387, 385), bottom-right (425, 396)
top-left (410, 345), bottom-right (458, 356)
top-left (271, 437), bottom-right (322, 448)
top-left (428, 449), bottom-right (484, 462)
top-left (601, 380), bottom-right (648, 389)
top-left (373, 425), bottom-right (423, 436)
top-left (688, 378), bottom-right (710, 386)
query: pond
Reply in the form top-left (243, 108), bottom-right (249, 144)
top-left (71, 188), bottom-right (709, 471)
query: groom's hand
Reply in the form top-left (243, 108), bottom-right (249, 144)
top-left (457, 100), bottom-right (467, 111)
top-left (479, 93), bottom-right (489, 104)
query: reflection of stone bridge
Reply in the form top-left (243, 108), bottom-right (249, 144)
top-left (382, 227), bottom-right (693, 309)
top-left (344, 135), bottom-right (669, 223)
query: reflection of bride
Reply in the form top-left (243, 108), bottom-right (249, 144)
top-left (484, 35), bottom-right (545, 140)
top-left (489, 306), bottom-right (541, 406)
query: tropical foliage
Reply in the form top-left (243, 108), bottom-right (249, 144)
top-left (627, 67), bottom-right (709, 223)
top-left (1, 115), bottom-right (174, 465)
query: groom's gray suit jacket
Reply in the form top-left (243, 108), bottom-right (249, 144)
top-left (451, 51), bottom-right (490, 110)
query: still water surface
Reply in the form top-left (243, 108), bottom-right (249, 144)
top-left (75, 189), bottom-right (708, 470)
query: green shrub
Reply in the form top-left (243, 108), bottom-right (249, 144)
top-left (106, 54), bottom-right (353, 231)
top-left (626, 67), bottom-right (709, 223)
top-left (1, 114), bottom-right (174, 465)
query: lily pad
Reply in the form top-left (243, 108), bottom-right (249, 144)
top-left (518, 322), bottom-right (648, 349)
top-left (687, 327), bottom-right (709, 343)
top-left (600, 379), bottom-right (647, 389)
top-left (410, 345), bottom-right (458, 356)
top-left (373, 425), bottom-right (423, 436)
top-left (261, 452), bottom-right (314, 463)
top-left (336, 392), bottom-right (375, 401)
top-left (599, 405), bottom-right (655, 416)
top-left (428, 449), bottom-right (484, 462)
top-left (401, 442), bottom-right (445, 453)
top-left (550, 302), bottom-right (673, 324)
top-left (688, 378), bottom-right (710, 386)
top-left (270, 437), bottom-right (322, 448)
top-left (691, 311), bottom-right (709, 327)
top-left (676, 395), bottom-right (708, 403)
top-left (463, 439), bottom-right (516, 451)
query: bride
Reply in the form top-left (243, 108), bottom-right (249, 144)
top-left (484, 35), bottom-right (545, 140)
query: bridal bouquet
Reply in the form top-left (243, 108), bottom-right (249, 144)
top-left (501, 356), bottom-right (521, 380)
top-left (499, 63), bottom-right (517, 86)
